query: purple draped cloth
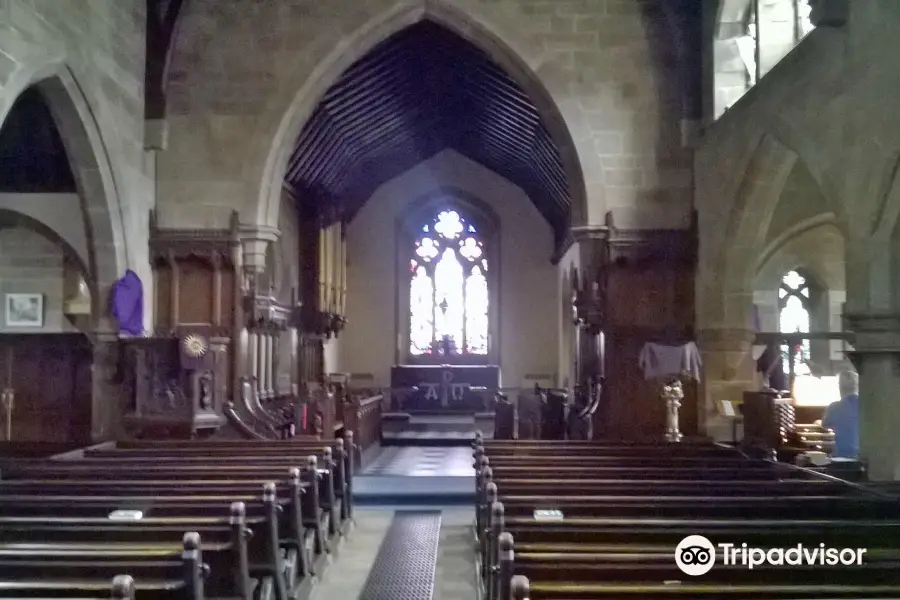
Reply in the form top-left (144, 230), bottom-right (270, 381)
top-left (111, 269), bottom-right (144, 336)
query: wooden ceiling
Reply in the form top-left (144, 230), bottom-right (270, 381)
top-left (286, 20), bottom-right (571, 243)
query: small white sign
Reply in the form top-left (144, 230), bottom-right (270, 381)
top-left (108, 510), bottom-right (143, 521)
top-left (533, 509), bottom-right (563, 521)
top-left (720, 400), bottom-right (736, 417)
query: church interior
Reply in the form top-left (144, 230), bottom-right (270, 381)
top-left (3, 0), bottom-right (900, 598)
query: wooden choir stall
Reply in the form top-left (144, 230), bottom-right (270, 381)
top-left (111, 211), bottom-right (382, 458)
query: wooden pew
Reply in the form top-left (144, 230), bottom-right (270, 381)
top-left (474, 439), bottom-right (900, 600)
top-left (507, 573), bottom-right (900, 600)
top-left (0, 485), bottom-right (291, 600)
top-left (1, 456), bottom-right (339, 546)
top-left (0, 533), bottom-right (205, 600)
top-left (0, 463), bottom-right (326, 579)
top-left (0, 445), bottom-right (344, 600)
top-left (21, 442), bottom-right (348, 535)
top-left (1, 574), bottom-right (142, 600)
top-left (83, 438), bottom-right (355, 524)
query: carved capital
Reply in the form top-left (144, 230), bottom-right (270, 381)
top-left (239, 223), bottom-right (280, 274)
top-left (571, 225), bottom-right (611, 242)
top-left (696, 327), bottom-right (756, 351)
top-left (844, 312), bottom-right (900, 353)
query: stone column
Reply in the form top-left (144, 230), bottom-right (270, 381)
top-left (256, 333), bottom-right (265, 397)
top-left (845, 313), bottom-right (900, 480)
top-left (91, 328), bottom-right (122, 442)
top-left (265, 332), bottom-right (275, 398)
top-left (829, 290), bottom-right (848, 361)
top-left (248, 331), bottom-right (258, 388)
top-left (695, 327), bottom-right (757, 440)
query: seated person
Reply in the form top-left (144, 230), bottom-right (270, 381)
top-left (822, 370), bottom-right (859, 459)
top-left (756, 346), bottom-right (789, 392)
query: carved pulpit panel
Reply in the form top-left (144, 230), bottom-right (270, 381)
top-left (120, 334), bottom-right (227, 440)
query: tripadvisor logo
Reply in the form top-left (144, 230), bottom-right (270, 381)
top-left (675, 535), bottom-right (716, 576)
top-left (675, 535), bottom-right (867, 576)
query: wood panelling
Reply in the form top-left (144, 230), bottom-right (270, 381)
top-left (140, 213), bottom-right (240, 440)
top-left (149, 212), bottom-right (239, 337)
top-left (0, 334), bottom-right (91, 444)
top-left (592, 220), bottom-right (697, 441)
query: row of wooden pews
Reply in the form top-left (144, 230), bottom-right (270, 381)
top-left (473, 436), bottom-right (900, 600)
top-left (0, 434), bottom-right (357, 600)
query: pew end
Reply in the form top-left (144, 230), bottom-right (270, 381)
top-left (511, 575), bottom-right (529, 600)
top-left (112, 575), bottom-right (136, 600)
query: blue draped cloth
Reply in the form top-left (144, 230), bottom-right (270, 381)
top-left (111, 269), bottom-right (144, 336)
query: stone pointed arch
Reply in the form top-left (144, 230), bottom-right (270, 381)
top-left (0, 61), bottom-right (126, 322)
top-left (757, 213), bottom-right (838, 274)
top-left (701, 133), bottom-right (798, 330)
top-left (0, 208), bottom-right (90, 278)
top-left (254, 0), bottom-right (588, 235)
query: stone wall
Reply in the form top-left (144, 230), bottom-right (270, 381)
top-left (0, 0), bottom-right (154, 332)
top-left (339, 150), bottom-right (558, 387)
top-left (159, 0), bottom-right (692, 234)
top-left (696, 1), bottom-right (900, 477)
top-left (0, 223), bottom-right (74, 333)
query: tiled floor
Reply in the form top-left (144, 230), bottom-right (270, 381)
top-left (309, 509), bottom-right (395, 600)
top-left (309, 508), bottom-right (477, 600)
top-left (363, 447), bottom-right (475, 477)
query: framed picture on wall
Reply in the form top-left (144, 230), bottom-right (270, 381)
top-left (5, 293), bottom-right (43, 327)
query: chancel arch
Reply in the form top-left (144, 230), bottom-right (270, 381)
top-left (261, 12), bottom-right (590, 394)
top-left (398, 191), bottom-right (500, 366)
top-left (251, 3), bottom-right (588, 238)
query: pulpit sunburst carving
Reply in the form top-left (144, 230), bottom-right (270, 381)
top-left (182, 334), bottom-right (209, 358)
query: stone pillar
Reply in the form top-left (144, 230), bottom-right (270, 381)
top-left (696, 327), bottom-right (757, 440)
top-left (845, 313), bottom-right (900, 480)
top-left (255, 333), bottom-right (265, 397)
top-left (829, 290), bottom-right (848, 361)
top-left (265, 332), bottom-right (275, 398)
top-left (91, 329), bottom-right (122, 442)
top-left (248, 331), bottom-right (258, 388)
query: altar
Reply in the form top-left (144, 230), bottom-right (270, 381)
top-left (390, 364), bottom-right (501, 412)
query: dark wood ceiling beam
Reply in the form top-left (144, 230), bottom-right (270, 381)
top-left (285, 20), bottom-right (573, 240)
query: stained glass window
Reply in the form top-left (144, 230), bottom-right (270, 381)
top-left (409, 209), bottom-right (490, 357)
top-left (779, 270), bottom-right (811, 375)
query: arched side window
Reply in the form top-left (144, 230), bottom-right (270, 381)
top-left (779, 270), bottom-right (811, 375)
top-left (408, 209), bottom-right (491, 360)
top-left (714, 0), bottom-right (815, 118)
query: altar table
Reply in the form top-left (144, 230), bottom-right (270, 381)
top-left (390, 365), bottom-right (501, 411)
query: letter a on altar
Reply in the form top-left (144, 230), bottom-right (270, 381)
top-left (425, 384), bottom-right (439, 401)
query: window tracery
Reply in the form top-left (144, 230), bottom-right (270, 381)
top-left (779, 270), bottom-right (811, 375)
top-left (408, 209), bottom-right (489, 358)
